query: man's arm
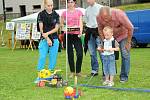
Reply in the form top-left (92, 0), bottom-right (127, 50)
top-left (118, 10), bottom-right (134, 50)
top-left (84, 9), bottom-right (88, 24)
top-left (96, 16), bottom-right (104, 40)
top-left (119, 11), bottom-right (134, 44)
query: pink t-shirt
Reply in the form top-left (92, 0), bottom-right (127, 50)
top-left (61, 9), bottom-right (83, 34)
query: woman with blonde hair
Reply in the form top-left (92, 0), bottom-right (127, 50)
top-left (35, 0), bottom-right (60, 82)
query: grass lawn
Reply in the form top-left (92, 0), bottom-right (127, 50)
top-left (116, 3), bottom-right (150, 11)
top-left (0, 2), bottom-right (150, 100)
top-left (0, 47), bottom-right (150, 100)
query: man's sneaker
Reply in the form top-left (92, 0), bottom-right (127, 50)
top-left (76, 73), bottom-right (87, 78)
top-left (91, 70), bottom-right (98, 76)
top-left (108, 81), bottom-right (114, 87)
top-left (120, 79), bottom-right (128, 83)
top-left (103, 80), bottom-right (109, 85)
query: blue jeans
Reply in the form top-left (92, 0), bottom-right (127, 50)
top-left (101, 54), bottom-right (116, 76)
top-left (119, 38), bottom-right (130, 80)
top-left (37, 39), bottom-right (59, 71)
top-left (88, 35), bottom-right (101, 71)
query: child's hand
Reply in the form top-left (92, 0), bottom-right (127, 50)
top-left (108, 48), bottom-right (115, 52)
top-left (97, 47), bottom-right (104, 52)
top-left (47, 38), bottom-right (52, 46)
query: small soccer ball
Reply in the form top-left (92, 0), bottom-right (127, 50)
top-left (64, 86), bottom-right (74, 96)
top-left (39, 69), bottom-right (51, 78)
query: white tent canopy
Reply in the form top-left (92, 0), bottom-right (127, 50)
top-left (11, 12), bottom-right (39, 23)
top-left (11, 9), bottom-right (66, 23)
top-left (11, 8), bottom-right (85, 23)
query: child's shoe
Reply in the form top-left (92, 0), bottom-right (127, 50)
top-left (108, 81), bottom-right (114, 87)
top-left (103, 80), bottom-right (109, 85)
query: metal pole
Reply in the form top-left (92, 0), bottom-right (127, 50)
top-left (2, 0), bottom-right (6, 23)
top-left (65, 0), bottom-right (68, 81)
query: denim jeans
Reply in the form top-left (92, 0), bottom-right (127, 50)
top-left (37, 39), bottom-right (59, 71)
top-left (88, 35), bottom-right (101, 71)
top-left (119, 38), bottom-right (130, 80)
top-left (101, 54), bottom-right (116, 76)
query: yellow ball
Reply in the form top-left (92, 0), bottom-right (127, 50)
top-left (64, 86), bottom-right (74, 95)
top-left (39, 69), bottom-right (51, 78)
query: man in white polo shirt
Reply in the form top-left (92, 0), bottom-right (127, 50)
top-left (84, 0), bottom-right (103, 76)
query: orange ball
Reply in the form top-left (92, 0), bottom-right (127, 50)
top-left (64, 87), bottom-right (74, 96)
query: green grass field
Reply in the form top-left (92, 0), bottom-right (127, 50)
top-left (0, 2), bottom-right (150, 100)
top-left (0, 47), bottom-right (150, 100)
top-left (116, 3), bottom-right (150, 11)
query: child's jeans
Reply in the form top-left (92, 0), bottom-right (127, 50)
top-left (101, 54), bottom-right (116, 76)
top-left (37, 39), bottom-right (59, 71)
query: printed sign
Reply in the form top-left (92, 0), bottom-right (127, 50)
top-left (6, 22), bottom-right (15, 30)
top-left (16, 23), bottom-right (31, 40)
top-left (31, 23), bottom-right (41, 40)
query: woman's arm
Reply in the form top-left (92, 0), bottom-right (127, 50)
top-left (60, 16), bottom-right (65, 30)
top-left (79, 16), bottom-right (83, 37)
top-left (39, 22), bottom-right (43, 34)
top-left (43, 13), bottom-right (60, 38)
top-left (42, 24), bottom-right (59, 38)
top-left (39, 22), bottom-right (50, 41)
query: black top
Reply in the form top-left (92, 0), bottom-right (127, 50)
top-left (37, 10), bottom-right (59, 39)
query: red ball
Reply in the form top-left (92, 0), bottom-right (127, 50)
top-left (37, 81), bottom-right (45, 87)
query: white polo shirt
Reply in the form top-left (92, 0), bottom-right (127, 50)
top-left (85, 2), bottom-right (103, 28)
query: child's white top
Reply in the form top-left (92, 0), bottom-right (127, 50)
top-left (101, 37), bottom-right (115, 56)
